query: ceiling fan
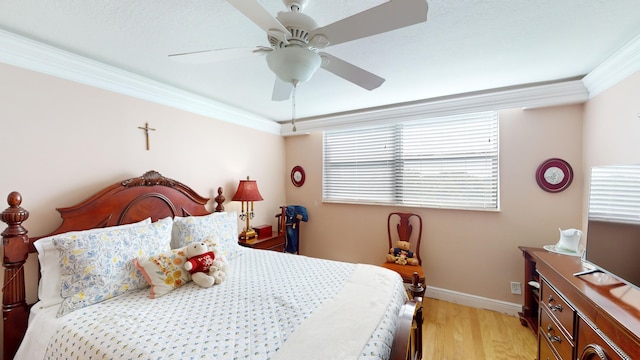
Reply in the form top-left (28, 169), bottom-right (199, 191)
top-left (169, 0), bottom-right (429, 101)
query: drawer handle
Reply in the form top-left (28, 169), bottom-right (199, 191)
top-left (547, 295), bottom-right (563, 312)
top-left (548, 303), bottom-right (563, 312)
top-left (546, 325), bottom-right (562, 343)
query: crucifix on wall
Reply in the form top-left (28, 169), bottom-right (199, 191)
top-left (138, 122), bottom-right (156, 150)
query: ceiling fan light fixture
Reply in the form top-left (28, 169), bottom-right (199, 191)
top-left (266, 46), bottom-right (321, 84)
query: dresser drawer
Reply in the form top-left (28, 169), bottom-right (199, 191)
top-left (540, 307), bottom-right (574, 360)
top-left (541, 279), bottom-right (575, 338)
top-left (577, 317), bottom-right (626, 360)
top-left (539, 333), bottom-right (560, 360)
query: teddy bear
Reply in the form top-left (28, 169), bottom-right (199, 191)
top-left (386, 240), bottom-right (419, 266)
top-left (184, 241), bottom-right (218, 288)
top-left (210, 259), bottom-right (229, 285)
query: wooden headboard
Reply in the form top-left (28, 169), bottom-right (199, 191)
top-left (0, 170), bottom-right (225, 360)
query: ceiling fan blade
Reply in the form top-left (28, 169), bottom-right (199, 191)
top-left (169, 47), bottom-right (268, 64)
top-left (226, 0), bottom-right (289, 36)
top-left (319, 52), bottom-right (385, 90)
top-left (310, 0), bottom-right (428, 48)
top-left (272, 77), bottom-right (293, 101)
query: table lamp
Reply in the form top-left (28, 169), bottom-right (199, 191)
top-left (232, 176), bottom-right (263, 240)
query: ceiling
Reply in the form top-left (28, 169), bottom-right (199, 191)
top-left (1, 1), bottom-right (640, 130)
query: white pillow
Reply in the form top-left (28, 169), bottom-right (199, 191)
top-left (172, 212), bottom-right (244, 259)
top-left (34, 218), bottom-right (151, 309)
top-left (53, 217), bottom-right (173, 316)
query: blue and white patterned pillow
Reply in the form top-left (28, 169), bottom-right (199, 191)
top-left (34, 218), bottom-right (152, 309)
top-left (53, 217), bottom-right (173, 316)
top-left (172, 212), bottom-right (243, 259)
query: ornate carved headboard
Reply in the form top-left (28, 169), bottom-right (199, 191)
top-left (1, 170), bottom-right (225, 360)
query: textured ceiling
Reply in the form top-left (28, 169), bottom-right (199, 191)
top-left (1, 0), bottom-right (640, 123)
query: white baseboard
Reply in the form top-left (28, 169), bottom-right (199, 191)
top-left (425, 286), bottom-right (522, 317)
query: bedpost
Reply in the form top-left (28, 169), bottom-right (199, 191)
top-left (1, 192), bottom-right (30, 360)
top-left (391, 272), bottom-right (424, 360)
top-left (214, 187), bottom-right (225, 212)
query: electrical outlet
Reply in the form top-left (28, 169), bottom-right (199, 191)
top-left (510, 281), bottom-right (522, 295)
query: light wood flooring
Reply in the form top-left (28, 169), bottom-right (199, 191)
top-left (422, 298), bottom-right (537, 360)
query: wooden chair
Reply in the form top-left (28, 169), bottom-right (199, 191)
top-left (381, 212), bottom-right (425, 286)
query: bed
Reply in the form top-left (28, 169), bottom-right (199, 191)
top-left (1, 170), bottom-right (423, 360)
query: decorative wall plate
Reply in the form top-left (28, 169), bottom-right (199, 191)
top-left (536, 158), bottom-right (573, 192)
top-left (291, 166), bottom-right (305, 187)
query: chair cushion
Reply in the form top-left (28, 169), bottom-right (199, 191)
top-left (381, 262), bottom-right (425, 283)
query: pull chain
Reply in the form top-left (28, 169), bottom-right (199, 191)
top-left (291, 81), bottom-right (297, 132)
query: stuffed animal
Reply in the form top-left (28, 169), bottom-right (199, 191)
top-left (386, 240), bottom-right (419, 266)
top-left (210, 259), bottom-right (228, 285)
top-left (184, 242), bottom-right (217, 288)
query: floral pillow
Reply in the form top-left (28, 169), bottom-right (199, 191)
top-left (53, 217), bottom-right (173, 316)
top-left (34, 218), bottom-right (152, 309)
top-left (172, 212), bottom-right (244, 260)
top-left (134, 239), bottom-right (219, 298)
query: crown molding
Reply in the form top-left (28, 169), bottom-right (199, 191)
top-left (0, 29), bottom-right (280, 135)
top-left (582, 33), bottom-right (640, 98)
top-left (6, 27), bottom-right (637, 137)
top-left (280, 80), bottom-right (589, 135)
top-left (283, 34), bottom-right (640, 135)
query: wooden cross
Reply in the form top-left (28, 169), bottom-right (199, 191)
top-left (138, 122), bottom-right (156, 150)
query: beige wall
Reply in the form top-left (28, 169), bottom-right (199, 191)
top-left (581, 70), bottom-right (640, 229)
top-left (583, 70), bottom-right (640, 168)
top-left (0, 62), bottom-right (287, 306)
top-left (285, 105), bottom-right (585, 302)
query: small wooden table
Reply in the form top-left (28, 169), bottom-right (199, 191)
top-left (238, 231), bottom-right (285, 252)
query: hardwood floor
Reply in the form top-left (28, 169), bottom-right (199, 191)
top-left (422, 298), bottom-right (537, 360)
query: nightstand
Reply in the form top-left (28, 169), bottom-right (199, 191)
top-left (238, 231), bottom-right (285, 252)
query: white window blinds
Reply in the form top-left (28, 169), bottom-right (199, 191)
top-left (589, 164), bottom-right (640, 224)
top-left (323, 111), bottom-right (499, 210)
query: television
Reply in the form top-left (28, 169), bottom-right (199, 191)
top-left (580, 163), bottom-right (640, 290)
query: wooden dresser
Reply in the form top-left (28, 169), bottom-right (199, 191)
top-left (521, 249), bottom-right (640, 360)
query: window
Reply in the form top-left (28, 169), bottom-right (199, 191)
top-left (323, 111), bottom-right (499, 210)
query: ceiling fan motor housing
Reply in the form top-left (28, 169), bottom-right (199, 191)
top-left (271, 11), bottom-right (318, 48)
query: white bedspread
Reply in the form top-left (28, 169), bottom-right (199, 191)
top-left (16, 248), bottom-right (407, 360)
top-left (272, 264), bottom-right (398, 360)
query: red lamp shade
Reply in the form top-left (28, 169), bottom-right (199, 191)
top-left (232, 178), bottom-right (263, 202)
